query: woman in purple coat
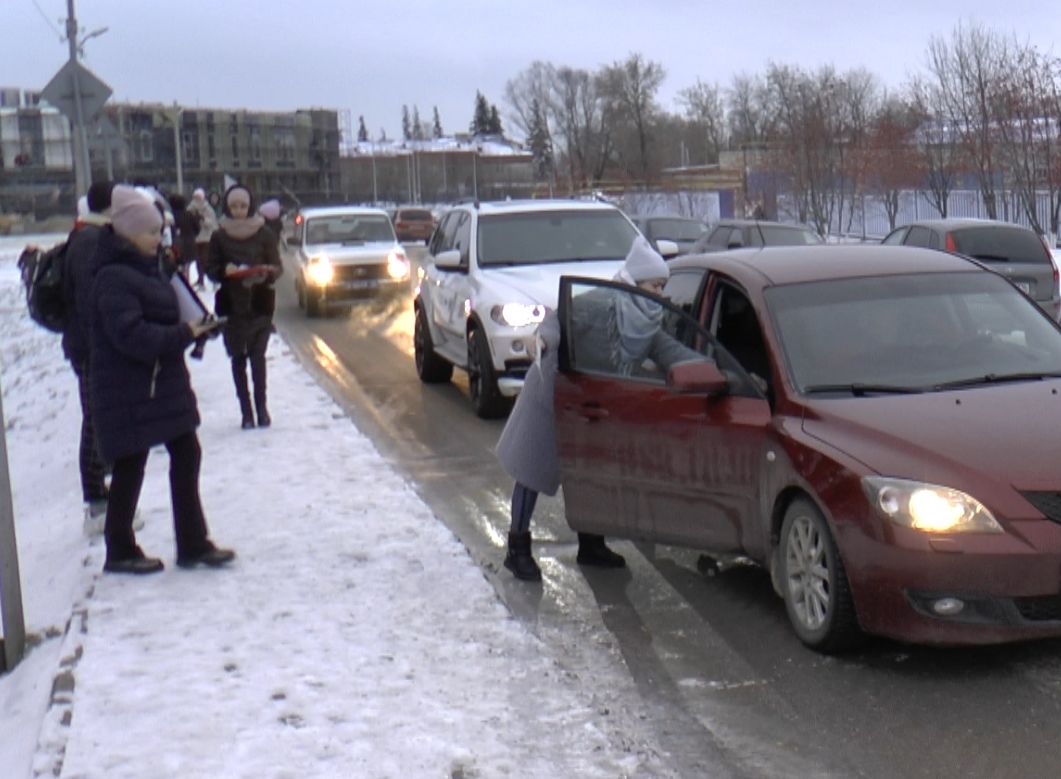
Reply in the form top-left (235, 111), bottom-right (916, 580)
top-left (91, 185), bottom-right (234, 574)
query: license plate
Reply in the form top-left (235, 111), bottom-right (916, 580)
top-left (1015, 281), bottom-right (1032, 295)
top-left (343, 279), bottom-right (379, 289)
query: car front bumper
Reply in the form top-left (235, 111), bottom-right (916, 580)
top-left (843, 518), bottom-right (1061, 645)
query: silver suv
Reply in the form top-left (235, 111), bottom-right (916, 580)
top-left (413, 199), bottom-right (645, 417)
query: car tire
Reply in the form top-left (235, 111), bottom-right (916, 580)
top-left (467, 327), bottom-right (509, 419)
top-left (306, 288), bottom-right (323, 318)
top-left (414, 306), bottom-right (453, 384)
top-left (779, 498), bottom-right (862, 653)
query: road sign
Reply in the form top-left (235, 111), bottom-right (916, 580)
top-left (40, 59), bottom-right (111, 122)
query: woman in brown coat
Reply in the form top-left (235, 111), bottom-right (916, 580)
top-left (206, 185), bottom-right (283, 429)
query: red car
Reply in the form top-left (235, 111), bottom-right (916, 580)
top-left (392, 207), bottom-right (435, 243)
top-left (554, 244), bottom-right (1061, 651)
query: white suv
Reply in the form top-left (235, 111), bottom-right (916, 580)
top-left (414, 199), bottom-right (648, 417)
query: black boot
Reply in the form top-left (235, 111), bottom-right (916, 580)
top-left (577, 533), bottom-right (626, 568)
top-left (232, 357), bottom-right (255, 429)
top-left (254, 398), bottom-right (270, 428)
top-left (504, 531), bottom-right (542, 581)
top-left (251, 352), bottom-right (270, 427)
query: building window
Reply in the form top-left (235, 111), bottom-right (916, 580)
top-left (139, 130), bottom-right (153, 162)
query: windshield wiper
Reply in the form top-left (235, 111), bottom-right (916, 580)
top-left (932, 372), bottom-right (1061, 391)
top-left (803, 383), bottom-right (925, 396)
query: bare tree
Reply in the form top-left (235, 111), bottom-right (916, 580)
top-left (865, 94), bottom-right (924, 229)
top-left (678, 79), bottom-right (727, 164)
top-left (505, 61), bottom-right (555, 141)
top-left (909, 77), bottom-right (960, 218)
top-left (596, 53), bottom-right (666, 184)
top-left (926, 22), bottom-right (1009, 218)
top-left (727, 73), bottom-right (773, 145)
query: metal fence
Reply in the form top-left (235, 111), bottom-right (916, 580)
top-left (777, 189), bottom-right (1061, 243)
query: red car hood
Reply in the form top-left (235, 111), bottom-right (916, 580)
top-left (801, 381), bottom-right (1061, 492)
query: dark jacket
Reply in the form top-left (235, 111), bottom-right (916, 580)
top-left (174, 208), bottom-right (202, 264)
top-left (205, 221), bottom-right (282, 354)
top-left (61, 216), bottom-right (108, 366)
top-left (89, 226), bottom-right (199, 461)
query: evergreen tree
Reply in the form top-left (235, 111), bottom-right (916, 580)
top-left (357, 115), bottom-right (368, 142)
top-left (401, 105), bottom-right (411, 141)
top-left (470, 91), bottom-right (491, 135)
top-left (487, 104), bottom-right (503, 135)
top-left (432, 106), bottom-right (443, 138)
top-left (527, 98), bottom-right (553, 180)
top-left (412, 106), bottom-right (423, 141)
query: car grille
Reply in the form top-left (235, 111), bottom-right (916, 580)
top-left (334, 264), bottom-right (388, 281)
top-left (1019, 491), bottom-right (1061, 524)
top-left (1014, 595), bottom-right (1061, 622)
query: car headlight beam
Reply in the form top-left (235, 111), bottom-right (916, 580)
top-left (863, 476), bottom-right (1002, 534)
top-left (307, 255), bottom-right (334, 286)
top-left (490, 303), bottom-right (547, 328)
top-left (386, 250), bottom-right (410, 280)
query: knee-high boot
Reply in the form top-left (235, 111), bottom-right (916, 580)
top-left (231, 355), bottom-right (254, 429)
top-left (250, 351), bottom-right (270, 427)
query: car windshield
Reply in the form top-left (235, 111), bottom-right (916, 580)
top-left (951, 226), bottom-right (1050, 264)
top-left (477, 210), bottom-right (638, 266)
top-left (649, 218), bottom-right (707, 241)
top-left (306, 215), bottom-right (395, 245)
top-left (760, 225), bottom-right (822, 246)
top-left (765, 272), bottom-right (1061, 394)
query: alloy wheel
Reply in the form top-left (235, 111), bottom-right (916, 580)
top-left (785, 514), bottom-right (831, 631)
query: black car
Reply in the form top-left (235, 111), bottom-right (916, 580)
top-left (630, 215), bottom-right (708, 255)
top-left (691, 219), bottom-right (822, 253)
top-left (882, 219), bottom-right (1059, 320)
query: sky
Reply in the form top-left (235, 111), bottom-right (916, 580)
top-left (3, 0), bottom-right (1061, 144)
top-left (0, 232), bottom-right (680, 777)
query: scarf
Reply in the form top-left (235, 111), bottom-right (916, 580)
top-left (608, 286), bottom-right (663, 375)
top-left (218, 214), bottom-right (266, 241)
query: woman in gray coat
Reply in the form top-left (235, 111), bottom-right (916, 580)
top-left (496, 236), bottom-right (674, 580)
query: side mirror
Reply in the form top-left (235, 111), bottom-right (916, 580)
top-left (656, 239), bottom-right (680, 259)
top-left (434, 249), bottom-right (462, 269)
top-left (667, 360), bottom-right (728, 395)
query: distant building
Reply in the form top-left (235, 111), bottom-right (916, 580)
top-left (0, 87), bottom-right (341, 216)
top-left (339, 134), bottom-right (537, 204)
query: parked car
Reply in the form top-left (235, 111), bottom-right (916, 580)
top-left (882, 218), bottom-right (1060, 320)
top-left (554, 243), bottom-right (1061, 651)
top-left (289, 206), bottom-right (410, 317)
top-left (414, 199), bottom-right (676, 418)
top-left (393, 206), bottom-right (436, 243)
top-left (691, 219), bottom-right (823, 253)
top-left (630, 214), bottom-right (708, 255)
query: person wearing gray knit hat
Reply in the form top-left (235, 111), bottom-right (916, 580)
top-left (110, 184), bottom-right (162, 242)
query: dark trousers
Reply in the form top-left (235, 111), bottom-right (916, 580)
top-left (231, 327), bottom-right (271, 417)
top-left (510, 482), bottom-right (539, 534)
top-left (74, 360), bottom-right (108, 502)
top-left (193, 242), bottom-right (209, 284)
top-left (104, 431), bottom-right (210, 560)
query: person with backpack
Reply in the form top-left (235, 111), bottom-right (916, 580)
top-left (90, 185), bottom-right (233, 574)
top-left (63, 181), bottom-right (115, 534)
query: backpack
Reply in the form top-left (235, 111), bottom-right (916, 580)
top-left (17, 239), bottom-right (69, 333)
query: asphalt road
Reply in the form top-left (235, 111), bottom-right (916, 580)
top-left (274, 243), bottom-right (1061, 779)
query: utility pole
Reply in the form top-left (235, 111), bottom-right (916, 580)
top-left (171, 103), bottom-right (183, 194)
top-left (0, 368), bottom-right (25, 674)
top-left (65, 0), bottom-right (91, 195)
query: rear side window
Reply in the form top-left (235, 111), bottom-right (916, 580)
top-left (951, 227), bottom-right (1051, 264)
top-left (759, 226), bottom-right (821, 246)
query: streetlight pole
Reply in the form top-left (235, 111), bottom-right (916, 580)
top-left (65, 0), bottom-right (91, 195)
top-left (171, 103), bottom-right (183, 194)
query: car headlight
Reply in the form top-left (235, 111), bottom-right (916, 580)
top-left (386, 250), bottom-right (410, 280)
top-left (862, 476), bottom-right (1002, 533)
top-left (490, 303), bottom-right (547, 328)
top-left (307, 255), bottom-right (334, 285)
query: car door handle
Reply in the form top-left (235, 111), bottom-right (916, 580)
top-left (569, 402), bottom-right (609, 422)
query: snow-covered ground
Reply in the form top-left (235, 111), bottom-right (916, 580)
top-left (0, 234), bottom-right (662, 778)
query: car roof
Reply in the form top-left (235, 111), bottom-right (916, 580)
top-left (896, 218), bottom-right (1036, 231)
top-left (669, 244), bottom-right (982, 287)
top-left (453, 199), bottom-right (621, 215)
top-left (631, 214), bottom-right (704, 222)
top-left (298, 206), bottom-right (390, 219)
top-left (715, 219), bottom-right (814, 229)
